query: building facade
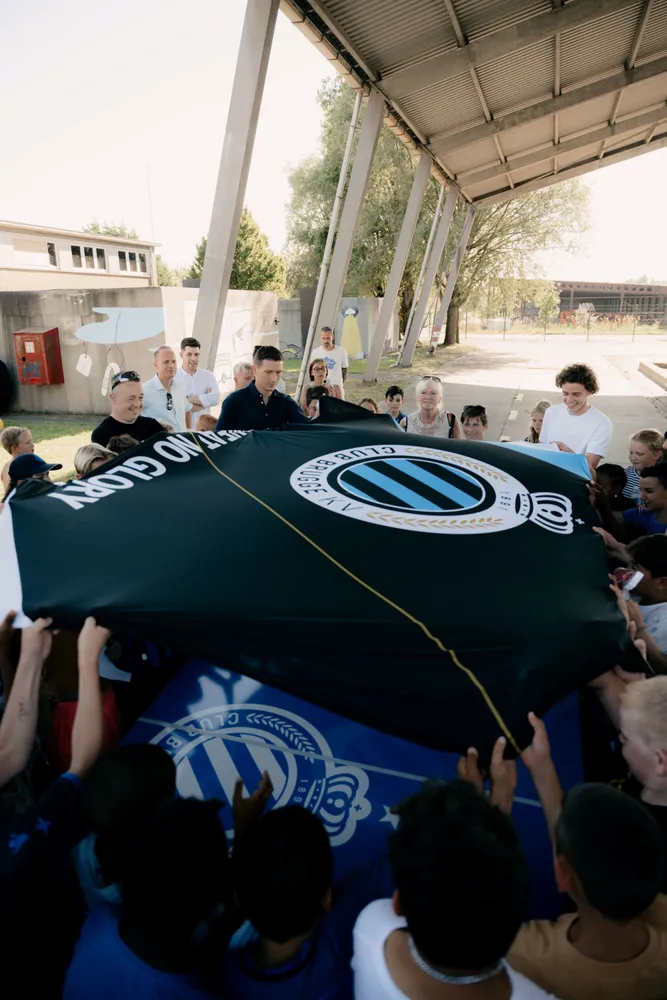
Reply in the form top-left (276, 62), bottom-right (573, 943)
top-left (557, 280), bottom-right (667, 322)
top-left (0, 220), bottom-right (158, 291)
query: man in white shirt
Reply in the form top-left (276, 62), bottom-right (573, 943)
top-left (310, 327), bottom-right (348, 399)
top-left (539, 363), bottom-right (611, 470)
top-left (352, 780), bottom-right (556, 1000)
top-left (173, 337), bottom-right (221, 429)
top-left (142, 346), bottom-right (191, 433)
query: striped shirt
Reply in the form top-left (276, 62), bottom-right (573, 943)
top-left (623, 466), bottom-right (641, 499)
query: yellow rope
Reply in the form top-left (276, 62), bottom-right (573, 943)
top-left (188, 430), bottom-right (520, 753)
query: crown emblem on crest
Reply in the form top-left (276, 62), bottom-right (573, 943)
top-left (526, 492), bottom-right (573, 534)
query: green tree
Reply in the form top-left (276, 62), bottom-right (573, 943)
top-left (156, 255), bottom-right (176, 286)
top-left (440, 184), bottom-right (589, 345)
top-left (285, 79), bottom-right (441, 327)
top-left (188, 208), bottom-right (285, 293)
top-left (83, 221), bottom-right (139, 239)
top-left (535, 283), bottom-right (561, 331)
top-left (284, 79), bottom-right (590, 343)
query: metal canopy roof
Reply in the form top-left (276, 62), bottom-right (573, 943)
top-left (282, 0), bottom-right (667, 205)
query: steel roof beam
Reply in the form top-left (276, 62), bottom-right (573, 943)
top-left (462, 104), bottom-right (667, 186)
top-left (382, 0), bottom-right (639, 100)
top-left (430, 54), bottom-right (667, 155)
top-left (473, 130), bottom-right (667, 206)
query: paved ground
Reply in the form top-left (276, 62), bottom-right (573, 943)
top-left (399, 334), bottom-right (667, 465)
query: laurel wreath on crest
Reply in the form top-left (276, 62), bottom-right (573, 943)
top-left (244, 712), bottom-right (319, 755)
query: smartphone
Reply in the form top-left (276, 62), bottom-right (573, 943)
top-left (613, 566), bottom-right (644, 596)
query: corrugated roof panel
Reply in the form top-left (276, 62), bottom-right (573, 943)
top-left (454, 0), bottom-right (552, 44)
top-left (463, 172), bottom-right (527, 199)
top-left (401, 71), bottom-right (486, 136)
top-left (637, 0), bottom-right (667, 60)
top-left (558, 95), bottom-right (617, 136)
top-left (560, 2), bottom-right (644, 90)
top-left (616, 74), bottom-right (667, 114)
top-left (510, 159), bottom-right (559, 184)
top-left (445, 138), bottom-right (503, 176)
top-left (499, 116), bottom-right (556, 156)
top-left (475, 37), bottom-right (554, 118)
top-left (324, 0), bottom-right (456, 76)
top-left (557, 140), bottom-right (612, 170)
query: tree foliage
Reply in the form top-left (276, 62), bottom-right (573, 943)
top-left (284, 79), bottom-right (590, 342)
top-left (83, 221), bottom-right (139, 239)
top-left (188, 208), bottom-right (285, 294)
top-left (285, 80), bottom-right (441, 323)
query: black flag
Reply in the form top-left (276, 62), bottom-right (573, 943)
top-left (0, 425), bottom-right (628, 753)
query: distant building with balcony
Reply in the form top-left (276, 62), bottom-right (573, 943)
top-left (557, 280), bottom-right (667, 322)
top-left (0, 220), bottom-right (158, 291)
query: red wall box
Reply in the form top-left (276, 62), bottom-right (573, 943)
top-left (13, 329), bottom-right (64, 385)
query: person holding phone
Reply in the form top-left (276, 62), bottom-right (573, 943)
top-left (300, 358), bottom-right (341, 413)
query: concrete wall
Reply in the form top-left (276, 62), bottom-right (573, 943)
top-left (0, 270), bottom-right (151, 291)
top-left (0, 286), bottom-right (279, 415)
top-left (277, 299), bottom-right (301, 351)
top-left (278, 296), bottom-right (400, 357)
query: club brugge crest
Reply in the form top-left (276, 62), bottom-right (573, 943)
top-left (291, 444), bottom-right (573, 535)
top-left (150, 704), bottom-right (371, 845)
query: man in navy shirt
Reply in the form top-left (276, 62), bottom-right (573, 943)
top-left (217, 346), bottom-right (309, 431)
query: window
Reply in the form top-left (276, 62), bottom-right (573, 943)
top-left (71, 245), bottom-right (82, 267)
top-left (138, 252), bottom-right (147, 273)
top-left (118, 250), bottom-right (127, 271)
top-left (84, 246), bottom-right (94, 269)
top-left (96, 248), bottom-right (106, 269)
top-left (47, 243), bottom-right (57, 267)
top-left (128, 251), bottom-right (137, 272)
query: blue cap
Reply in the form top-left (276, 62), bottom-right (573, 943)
top-left (8, 453), bottom-right (62, 483)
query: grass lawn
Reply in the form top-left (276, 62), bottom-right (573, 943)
top-left (3, 414), bottom-right (97, 482)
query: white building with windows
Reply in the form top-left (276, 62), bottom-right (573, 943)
top-left (0, 220), bottom-right (158, 290)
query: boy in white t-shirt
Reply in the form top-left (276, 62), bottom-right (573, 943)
top-left (352, 777), bottom-right (556, 1000)
top-left (539, 362), bottom-right (612, 470)
top-left (310, 327), bottom-right (348, 399)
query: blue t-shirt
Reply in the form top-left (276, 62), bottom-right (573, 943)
top-left (222, 855), bottom-right (393, 1000)
top-left (622, 508), bottom-right (667, 534)
top-left (64, 907), bottom-right (217, 1000)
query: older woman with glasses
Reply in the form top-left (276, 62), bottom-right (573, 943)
top-left (401, 376), bottom-right (462, 439)
top-left (300, 358), bottom-right (341, 414)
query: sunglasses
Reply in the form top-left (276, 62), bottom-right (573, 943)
top-left (166, 392), bottom-right (173, 411)
top-left (112, 370), bottom-right (140, 389)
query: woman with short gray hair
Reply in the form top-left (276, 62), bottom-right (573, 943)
top-left (401, 377), bottom-right (462, 439)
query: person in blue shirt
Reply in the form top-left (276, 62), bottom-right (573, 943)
top-left (622, 465), bottom-right (667, 535)
top-left (217, 345), bottom-right (310, 431)
top-left (222, 805), bottom-right (393, 1000)
top-left (65, 798), bottom-right (230, 1000)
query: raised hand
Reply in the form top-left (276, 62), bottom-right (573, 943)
top-left (233, 771), bottom-right (273, 839)
top-left (19, 617), bottom-right (54, 664)
top-left (77, 617), bottom-right (111, 665)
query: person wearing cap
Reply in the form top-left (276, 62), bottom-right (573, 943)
top-left (91, 371), bottom-right (164, 448)
top-left (3, 454), bottom-right (62, 501)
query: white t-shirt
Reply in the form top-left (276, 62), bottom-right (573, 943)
top-left (310, 345), bottom-right (348, 392)
top-left (173, 366), bottom-right (221, 426)
top-left (539, 403), bottom-right (612, 458)
top-left (352, 900), bottom-right (557, 1000)
top-left (633, 599), bottom-right (667, 653)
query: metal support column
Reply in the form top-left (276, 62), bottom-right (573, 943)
top-left (295, 91), bottom-right (362, 405)
top-left (363, 152), bottom-right (431, 384)
top-left (193, 0), bottom-right (280, 371)
top-left (314, 88), bottom-right (386, 338)
top-left (398, 185), bottom-right (458, 367)
top-left (427, 205), bottom-right (475, 353)
top-left (396, 183), bottom-right (445, 367)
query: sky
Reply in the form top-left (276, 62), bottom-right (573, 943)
top-left (1, 0), bottom-right (666, 281)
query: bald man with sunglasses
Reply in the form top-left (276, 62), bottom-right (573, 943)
top-left (142, 345), bottom-right (192, 433)
top-left (91, 371), bottom-right (164, 447)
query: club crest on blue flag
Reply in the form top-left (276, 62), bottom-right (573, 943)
top-left (147, 701), bottom-right (371, 846)
top-left (291, 444), bottom-right (573, 535)
top-left (126, 660), bottom-right (584, 918)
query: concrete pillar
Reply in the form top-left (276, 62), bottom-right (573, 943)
top-left (315, 88), bottom-right (386, 335)
top-left (363, 152), bottom-right (431, 384)
top-left (193, 0), bottom-right (280, 371)
top-left (427, 206), bottom-right (475, 353)
top-left (398, 185), bottom-right (458, 367)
